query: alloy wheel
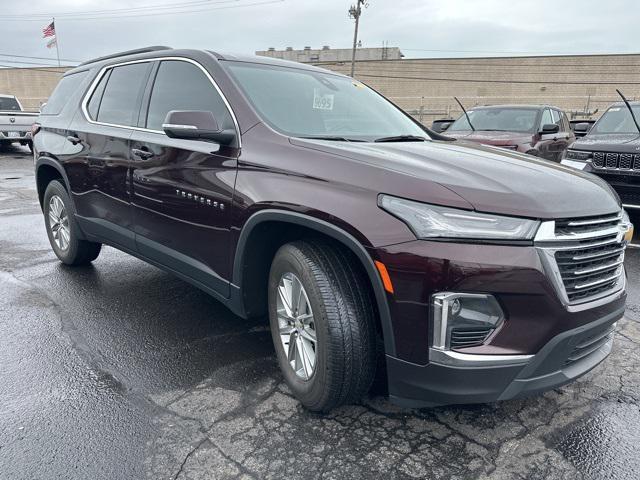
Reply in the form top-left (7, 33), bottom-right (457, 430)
top-left (276, 272), bottom-right (317, 380)
top-left (48, 194), bottom-right (70, 251)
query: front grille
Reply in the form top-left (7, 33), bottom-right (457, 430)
top-left (619, 191), bottom-right (640, 206)
top-left (592, 151), bottom-right (640, 171)
top-left (565, 323), bottom-right (615, 366)
top-left (450, 327), bottom-right (493, 349)
top-left (536, 212), bottom-right (627, 304)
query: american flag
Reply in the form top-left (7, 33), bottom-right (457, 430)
top-left (42, 21), bottom-right (55, 38)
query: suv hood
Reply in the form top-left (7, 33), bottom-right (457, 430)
top-left (445, 130), bottom-right (533, 146)
top-left (291, 138), bottom-right (620, 219)
top-left (571, 133), bottom-right (640, 153)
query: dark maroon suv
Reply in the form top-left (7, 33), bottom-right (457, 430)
top-left (33, 47), bottom-right (632, 411)
top-left (444, 104), bottom-right (575, 162)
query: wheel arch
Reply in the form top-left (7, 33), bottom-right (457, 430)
top-left (35, 157), bottom-right (72, 209)
top-left (231, 209), bottom-right (396, 357)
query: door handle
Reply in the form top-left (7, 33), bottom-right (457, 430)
top-left (66, 135), bottom-right (82, 145)
top-left (131, 148), bottom-right (154, 160)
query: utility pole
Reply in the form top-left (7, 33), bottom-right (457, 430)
top-left (348, 0), bottom-right (367, 77)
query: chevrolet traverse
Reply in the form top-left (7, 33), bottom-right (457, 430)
top-left (34, 47), bottom-right (632, 411)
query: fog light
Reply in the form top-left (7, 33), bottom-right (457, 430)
top-left (431, 293), bottom-right (505, 351)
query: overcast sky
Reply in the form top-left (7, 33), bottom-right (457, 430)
top-left (2, 0), bottom-right (639, 67)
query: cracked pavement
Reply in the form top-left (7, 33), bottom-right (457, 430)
top-left (0, 145), bottom-right (639, 480)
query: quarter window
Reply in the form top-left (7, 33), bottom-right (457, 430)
top-left (41, 71), bottom-right (88, 115)
top-left (145, 60), bottom-right (233, 131)
top-left (92, 62), bottom-right (151, 126)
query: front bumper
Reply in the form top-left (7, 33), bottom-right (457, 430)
top-left (387, 305), bottom-right (623, 407)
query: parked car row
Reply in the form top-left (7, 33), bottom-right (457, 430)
top-left (441, 104), bottom-right (574, 162)
top-left (432, 100), bottom-right (640, 211)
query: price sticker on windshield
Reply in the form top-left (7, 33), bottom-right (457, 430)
top-left (313, 89), bottom-right (334, 110)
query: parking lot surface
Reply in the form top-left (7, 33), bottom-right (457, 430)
top-left (1, 145), bottom-right (639, 480)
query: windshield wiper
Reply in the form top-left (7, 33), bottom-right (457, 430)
top-left (299, 135), bottom-right (364, 142)
top-left (454, 96), bottom-right (475, 132)
top-left (374, 135), bottom-right (428, 142)
top-left (616, 89), bottom-right (640, 135)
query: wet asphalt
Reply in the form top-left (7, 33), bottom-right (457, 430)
top-left (0, 145), bottom-right (639, 480)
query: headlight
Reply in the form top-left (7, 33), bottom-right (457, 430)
top-left (563, 149), bottom-right (592, 161)
top-left (379, 195), bottom-right (540, 240)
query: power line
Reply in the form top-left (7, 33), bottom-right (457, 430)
top-left (0, 0), bottom-right (237, 18)
top-left (0, 0), bottom-right (284, 21)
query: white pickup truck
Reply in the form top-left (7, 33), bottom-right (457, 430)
top-left (0, 94), bottom-right (38, 151)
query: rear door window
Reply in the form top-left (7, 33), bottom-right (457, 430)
top-left (145, 60), bottom-right (233, 131)
top-left (40, 71), bottom-right (88, 115)
top-left (94, 63), bottom-right (152, 126)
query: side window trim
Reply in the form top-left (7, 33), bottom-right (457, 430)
top-left (88, 68), bottom-right (111, 120)
top-left (137, 61), bottom-right (160, 129)
top-left (80, 56), bottom-right (241, 147)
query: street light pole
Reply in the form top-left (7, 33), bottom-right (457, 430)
top-left (349, 0), bottom-right (367, 77)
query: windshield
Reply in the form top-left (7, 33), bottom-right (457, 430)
top-left (225, 62), bottom-right (427, 141)
top-left (0, 97), bottom-right (20, 111)
top-left (590, 105), bottom-right (640, 134)
top-left (448, 108), bottom-right (538, 133)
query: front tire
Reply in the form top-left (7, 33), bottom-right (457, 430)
top-left (43, 180), bottom-right (102, 265)
top-left (268, 240), bottom-right (377, 412)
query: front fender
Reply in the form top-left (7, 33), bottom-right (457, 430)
top-left (232, 209), bottom-right (396, 357)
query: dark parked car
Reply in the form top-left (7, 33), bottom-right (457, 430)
top-left (33, 47), bottom-right (631, 412)
top-left (563, 102), bottom-right (640, 211)
top-left (569, 119), bottom-right (596, 138)
top-left (443, 104), bottom-right (575, 161)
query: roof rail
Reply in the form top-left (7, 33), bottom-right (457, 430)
top-left (79, 46), bottom-right (172, 66)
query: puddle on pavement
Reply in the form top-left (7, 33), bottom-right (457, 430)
top-left (549, 401), bottom-right (640, 480)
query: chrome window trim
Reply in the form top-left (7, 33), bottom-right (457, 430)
top-left (80, 56), bottom-right (242, 147)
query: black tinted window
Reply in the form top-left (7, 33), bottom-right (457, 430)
top-left (40, 71), bottom-right (87, 115)
top-left (97, 63), bottom-right (151, 126)
top-left (87, 70), bottom-right (110, 119)
top-left (0, 97), bottom-right (21, 111)
top-left (146, 60), bottom-right (233, 131)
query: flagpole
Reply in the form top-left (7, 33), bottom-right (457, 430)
top-left (53, 17), bottom-right (60, 67)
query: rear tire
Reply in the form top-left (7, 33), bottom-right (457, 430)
top-left (268, 239), bottom-right (377, 412)
top-left (43, 180), bottom-right (102, 265)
